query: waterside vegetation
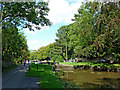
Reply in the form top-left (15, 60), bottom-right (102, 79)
top-left (26, 63), bottom-right (63, 88)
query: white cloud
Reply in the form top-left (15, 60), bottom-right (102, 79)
top-left (25, 0), bottom-right (82, 50)
top-left (24, 0), bottom-right (82, 33)
top-left (64, 16), bottom-right (73, 23)
top-left (47, 0), bottom-right (82, 24)
top-left (64, 3), bottom-right (82, 23)
top-left (27, 40), bottom-right (55, 50)
top-left (27, 40), bottom-right (40, 50)
top-left (27, 40), bottom-right (39, 45)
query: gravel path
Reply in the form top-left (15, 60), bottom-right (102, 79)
top-left (2, 63), bottom-right (39, 88)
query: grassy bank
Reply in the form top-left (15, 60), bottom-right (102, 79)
top-left (26, 63), bottom-right (63, 88)
top-left (59, 62), bottom-right (120, 68)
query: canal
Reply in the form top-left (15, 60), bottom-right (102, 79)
top-left (56, 65), bottom-right (120, 88)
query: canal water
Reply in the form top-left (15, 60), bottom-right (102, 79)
top-left (57, 65), bottom-right (120, 88)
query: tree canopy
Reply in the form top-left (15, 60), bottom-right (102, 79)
top-left (2, 1), bottom-right (51, 71)
top-left (2, 23), bottom-right (29, 68)
top-left (30, 2), bottom-right (120, 63)
top-left (2, 2), bottom-right (51, 31)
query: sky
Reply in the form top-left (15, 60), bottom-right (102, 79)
top-left (23, 0), bottom-right (83, 50)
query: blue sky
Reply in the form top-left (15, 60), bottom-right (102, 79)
top-left (23, 0), bottom-right (83, 50)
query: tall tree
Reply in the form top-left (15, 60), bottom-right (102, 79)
top-left (2, 2), bottom-right (51, 31)
top-left (56, 25), bottom-right (71, 60)
top-left (2, 22), bottom-right (29, 69)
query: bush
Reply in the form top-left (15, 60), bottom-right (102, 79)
top-left (51, 55), bottom-right (63, 62)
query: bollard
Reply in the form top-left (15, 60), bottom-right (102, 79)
top-left (35, 62), bottom-right (39, 71)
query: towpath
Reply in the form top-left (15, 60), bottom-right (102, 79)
top-left (2, 63), bottom-right (39, 88)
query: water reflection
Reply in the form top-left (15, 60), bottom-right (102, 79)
top-left (57, 66), bottom-right (120, 88)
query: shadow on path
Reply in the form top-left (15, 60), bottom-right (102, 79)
top-left (2, 64), bottom-right (39, 88)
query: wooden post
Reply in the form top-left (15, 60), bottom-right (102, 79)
top-left (67, 72), bottom-right (68, 84)
top-left (35, 62), bottom-right (39, 71)
top-left (66, 43), bottom-right (68, 62)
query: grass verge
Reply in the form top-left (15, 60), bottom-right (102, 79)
top-left (59, 62), bottom-right (120, 68)
top-left (26, 63), bottom-right (63, 88)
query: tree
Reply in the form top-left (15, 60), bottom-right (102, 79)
top-left (51, 55), bottom-right (63, 62)
top-left (55, 2), bottom-right (120, 62)
top-left (2, 22), bottom-right (29, 70)
top-left (29, 51), bottom-right (37, 60)
top-left (56, 26), bottom-right (71, 60)
top-left (2, 2), bottom-right (51, 31)
top-left (29, 2), bottom-right (120, 63)
top-left (2, 1), bottom-right (52, 71)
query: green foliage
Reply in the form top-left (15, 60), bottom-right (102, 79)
top-left (30, 2), bottom-right (120, 63)
top-left (29, 50), bottom-right (37, 60)
top-left (59, 62), bottom-right (119, 68)
top-left (3, 64), bottom-right (18, 73)
top-left (29, 43), bottom-right (64, 62)
top-left (2, 2), bottom-right (51, 31)
top-left (2, 23), bottom-right (29, 71)
top-left (2, 1), bottom-right (52, 71)
top-left (55, 2), bottom-right (120, 62)
top-left (55, 25), bottom-right (75, 60)
top-left (29, 43), bottom-right (54, 60)
top-left (26, 64), bottom-right (63, 88)
top-left (51, 55), bottom-right (63, 62)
